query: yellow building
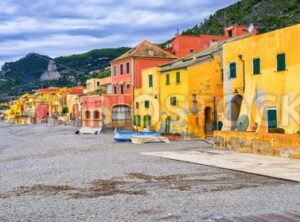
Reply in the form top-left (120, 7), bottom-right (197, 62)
top-left (84, 78), bottom-right (102, 94)
top-left (221, 23), bottom-right (300, 134)
top-left (188, 50), bottom-right (224, 138)
top-left (4, 93), bottom-right (33, 124)
top-left (159, 61), bottom-right (189, 135)
top-left (134, 67), bottom-right (161, 131)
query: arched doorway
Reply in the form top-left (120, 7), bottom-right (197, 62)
top-left (204, 107), bottom-right (213, 136)
top-left (112, 105), bottom-right (131, 126)
top-left (93, 110), bottom-right (100, 127)
top-left (231, 94), bottom-right (243, 130)
top-left (85, 111), bottom-right (91, 127)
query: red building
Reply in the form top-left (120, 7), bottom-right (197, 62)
top-left (104, 40), bottom-right (177, 128)
top-left (166, 34), bottom-right (226, 58)
top-left (224, 24), bottom-right (257, 38)
top-left (166, 25), bottom-right (257, 58)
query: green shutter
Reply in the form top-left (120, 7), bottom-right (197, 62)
top-left (143, 116), bottom-right (151, 128)
top-left (166, 74), bottom-right (170, 85)
top-left (149, 75), bottom-right (153, 87)
top-left (229, 62), bottom-right (236, 78)
top-left (277, 53), bottom-right (286, 71)
top-left (170, 97), bottom-right (176, 106)
top-left (133, 115), bottom-right (136, 125)
top-left (137, 115), bottom-right (141, 126)
top-left (145, 101), bottom-right (150, 108)
top-left (253, 58), bottom-right (260, 75)
top-left (267, 109), bottom-right (277, 129)
top-left (176, 72), bottom-right (180, 84)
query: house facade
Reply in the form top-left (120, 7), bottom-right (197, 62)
top-left (133, 67), bottom-right (161, 131)
top-left (221, 23), bottom-right (300, 134)
top-left (106, 40), bottom-right (177, 128)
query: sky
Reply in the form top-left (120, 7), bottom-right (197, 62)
top-left (0, 0), bottom-right (238, 68)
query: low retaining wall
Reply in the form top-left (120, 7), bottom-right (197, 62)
top-left (214, 131), bottom-right (300, 159)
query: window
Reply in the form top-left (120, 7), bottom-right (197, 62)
top-left (114, 86), bottom-right (117, 94)
top-left (136, 102), bottom-right (139, 109)
top-left (170, 97), bottom-right (177, 106)
top-left (120, 64), bottom-right (124, 75)
top-left (166, 74), bottom-right (170, 85)
top-left (97, 81), bottom-right (100, 87)
top-left (127, 83), bottom-right (130, 89)
top-left (277, 53), bottom-right (286, 71)
top-left (229, 62), bottom-right (236, 78)
top-left (113, 66), bottom-right (117, 76)
top-left (228, 30), bottom-right (233, 38)
top-left (126, 62), bottom-right (130, 74)
top-left (176, 72), bottom-right (180, 84)
top-left (120, 85), bottom-right (124, 94)
top-left (253, 58), bottom-right (260, 75)
top-left (145, 100), bottom-right (150, 108)
top-left (149, 74), bottom-right (153, 87)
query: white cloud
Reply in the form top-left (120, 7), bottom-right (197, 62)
top-left (0, 0), bottom-right (238, 67)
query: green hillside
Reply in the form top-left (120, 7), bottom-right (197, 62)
top-left (0, 48), bottom-right (130, 102)
top-left (181, 0), bottom-right (300, 36)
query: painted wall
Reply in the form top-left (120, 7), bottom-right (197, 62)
top-left (222, 23), bottom-right (300, 134)
top-left (134, 67), bottom-right (160, 131)
top-left (81, 95), bottom-right (102, 127)
top-left (170, 35), bottom-right (225, 58)
top-left (85, 78), bottom-right (102, 93)
top-left (188, 55), bottom-right (224, 138)
top-left (214, 131), bottom-right (300, 159)
top-left (159, 68), bottom-right (189, 134)
top-left (135, 58), bottom-right (176, 88)
top-left (111, 58), bottom-right (133, 95)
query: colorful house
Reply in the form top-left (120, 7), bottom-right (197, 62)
top-left (105, 40), bottom-right (176, 128)
top-left (219, 23), bottom-right (300, 133)
top-left (144, 33), bottom-right (254, 138)
top-left (133, 67), bottom-right (161, 131)
top-left (131, 25), bottom-right (255, 137)
top-left (164, 25), bottom-right (255, 58)
top-left (66, 86), bottom-right (84, 121)
top-left (165, 34), bottom-right (226, 58)
top-left (81, 78), bottom-right (108, 128)
top-left (34, 87), bottom-right (69, 123)
top-left (214, 23), bottom-right (300, 159)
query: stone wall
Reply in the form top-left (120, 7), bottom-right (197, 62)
top-left (214, 131), bottom-right (300, 159)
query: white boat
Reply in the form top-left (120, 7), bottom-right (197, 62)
top-left (130, 135), bottom-right (170, 144)
top-left (79, 127), bottom-right (102, 135)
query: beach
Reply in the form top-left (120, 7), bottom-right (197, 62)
top-left (0, 122), bottom-right (299, 222)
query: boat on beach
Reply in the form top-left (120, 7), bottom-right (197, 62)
top-left (113, 131), bottom-right (159, 142)
top-left (130, 135), bottom-right (170, 144)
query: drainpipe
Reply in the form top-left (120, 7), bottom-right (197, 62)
top-left (131, 58), bottom-right (135, 128)
top-left (238, 55), bottom-right (245, 92)
top-left (213, 96), bottom-right (217, 131)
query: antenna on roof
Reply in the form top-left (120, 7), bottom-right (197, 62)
top-left (248, 23), bottom-right (254, 33)
top-left (176, 28), bottom-right (180, 36)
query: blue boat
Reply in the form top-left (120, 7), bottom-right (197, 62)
top-left (114, 131), bottom-right (160, 142)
